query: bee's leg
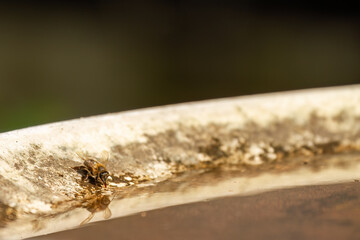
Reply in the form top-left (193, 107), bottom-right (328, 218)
top-left (80, 167), bottom-right (91, 182)
top-left (83, 172), bottom-right (89, 181)
top-left (73, 166), bottom-right (89, 180)
top-left (95, 175), bottom-right (103, 186)
top-left (80, 212), bottom-right (95, 226)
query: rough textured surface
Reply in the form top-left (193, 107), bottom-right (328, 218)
top-left (0, 85), bottom-right (360, 239)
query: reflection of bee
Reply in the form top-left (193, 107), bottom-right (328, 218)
top-left (80, 193), bottom-right (112, 226)
top-left (73, 151), bottom-right (110, 187)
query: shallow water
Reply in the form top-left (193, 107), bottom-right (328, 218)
top-left (30, 181), bottom-right (360, 240)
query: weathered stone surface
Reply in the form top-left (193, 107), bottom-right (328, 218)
top-left (0, 85), bottom-right (359, 239)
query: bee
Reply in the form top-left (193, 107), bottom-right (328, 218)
top-left (74, 151), bottom-right (110, 188)
top-left (80, 193), bottom-right (112, 226)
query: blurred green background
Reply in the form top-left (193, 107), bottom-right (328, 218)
top-left (0, 1), bottom-right (359, 132)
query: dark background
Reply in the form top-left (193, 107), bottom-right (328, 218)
top-left (0, 1), bottom-right (359, 132)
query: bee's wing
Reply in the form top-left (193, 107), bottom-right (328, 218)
top-left (100, 150), bottom-right (110, 165)
top-left (76, 151), bottom-right (87, 161)
top-left (103, 207), bottom-right (112, 219)
top-left (80, 212), bottom-right (95, 226)
top-left (84, 159), bottom-right (98, 171)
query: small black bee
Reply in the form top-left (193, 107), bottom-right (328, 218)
top-left (73, 151), bottom-right (110, 187)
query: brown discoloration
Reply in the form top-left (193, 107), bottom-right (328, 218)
top-left (0, 143), bottom-right (80, 217)
top-left (199, 137), bottom-right (228, 160)
top-left (108, 110), bottom-right (360, 182)
top-left (332, 109), bottom-right (350, 123)
top-left (0, 202), bottom-right (17, 228)
top-left (30, 143), bottom-right (42, 151)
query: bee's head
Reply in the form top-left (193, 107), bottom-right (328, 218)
top-left (99, 171), bottom-right (110, 187)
